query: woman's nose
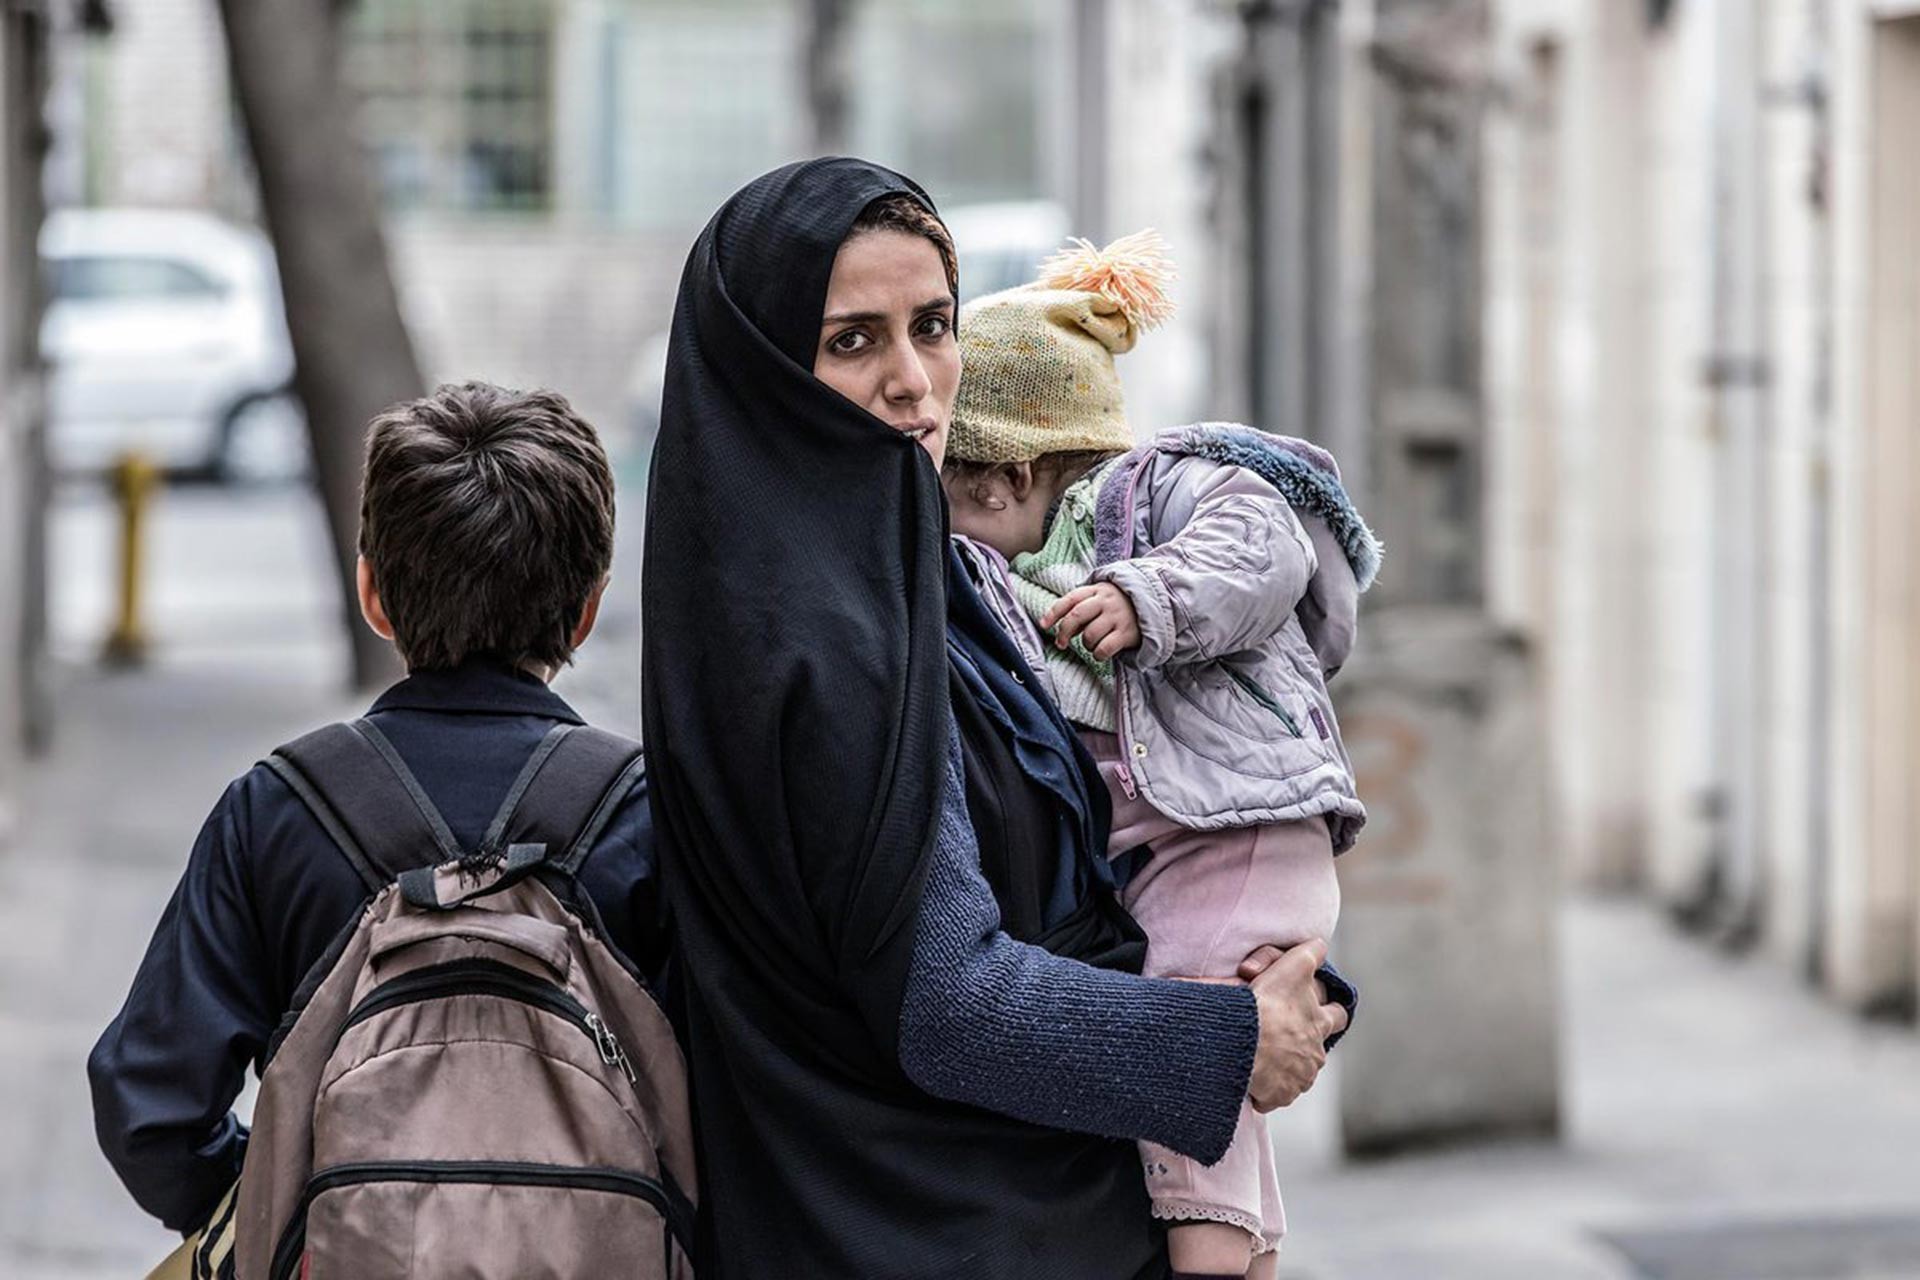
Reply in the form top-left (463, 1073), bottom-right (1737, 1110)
top-left (883, 346), bottom-right (933, 404)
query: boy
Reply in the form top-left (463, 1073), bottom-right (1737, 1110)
top-left (87, 381), bottom-right (661, 1238)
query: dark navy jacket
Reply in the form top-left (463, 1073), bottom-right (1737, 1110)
top-left (87, 661), bottom-right (662, 1234)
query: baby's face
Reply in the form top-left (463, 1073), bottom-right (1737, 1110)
top-left (943, 465), bottom-right (1052, 559)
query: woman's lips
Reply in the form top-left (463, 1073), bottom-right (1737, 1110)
top-left (893, 416), bottom-right (940, 442)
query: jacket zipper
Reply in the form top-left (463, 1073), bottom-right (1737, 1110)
top-left (1224, 667), bottom-right (1306, 738)
top-left (1109, 457), bottom-right (1147, 801)
top-left (341, 958), bottom-right (636, 1082)
top-left (268, 1159), bottom-right (684, 1280)
top-left (1113, 694), bottom-right (1140, 800)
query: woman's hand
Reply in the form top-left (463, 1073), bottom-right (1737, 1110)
top-left (1243, 937), bottom-right (1347, 1112)
top-left (1041, 583), bottom-right (1142, 659)
top-left (1239, 943), bottom-right (1329, 1005)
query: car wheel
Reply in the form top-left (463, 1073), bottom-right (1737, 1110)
top-left (215, 390), bottom-right (309, 486)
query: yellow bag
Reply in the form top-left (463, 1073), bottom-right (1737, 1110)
top-left (145, 1183), bottom-right (237, 1280)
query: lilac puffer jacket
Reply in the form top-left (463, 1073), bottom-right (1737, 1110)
top-left (1087, 424), bottom-right (1381, 852)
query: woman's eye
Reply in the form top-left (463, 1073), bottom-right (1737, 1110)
top-left (828, 329), bottom-right (871, 355)
top-left (917, 314), bottom-right (952, 339)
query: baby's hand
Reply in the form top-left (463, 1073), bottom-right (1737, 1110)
top-left (1041, 583), bottom-right (1141, 660)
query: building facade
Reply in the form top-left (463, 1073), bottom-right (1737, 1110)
top-left (1089, 0), bottom-right (1920, 1030)
top-left (1480, 0), bottom-right (1920, 1019)
top-left (56, 0), bottom-right (1078, 440)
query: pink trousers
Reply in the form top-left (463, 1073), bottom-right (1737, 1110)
top-left (1082, 730), bottom-right (1341, 1254)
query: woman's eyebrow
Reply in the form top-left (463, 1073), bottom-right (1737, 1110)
top-left (822, 298), bottom-right (954, 326)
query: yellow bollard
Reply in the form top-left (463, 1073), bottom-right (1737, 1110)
top-left (102, 450), bottom-right (158, 667)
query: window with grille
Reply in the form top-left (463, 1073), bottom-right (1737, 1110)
top-left (348, 0), bottom-right (555, 214)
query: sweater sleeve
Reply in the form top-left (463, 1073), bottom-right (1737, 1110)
top-left (897, 732), bottom-right (1258, 1165)
top-left (88, 782), bottom-right (268, 1234)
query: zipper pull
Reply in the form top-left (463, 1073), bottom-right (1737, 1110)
top-left (1114, 757), bottom-right (1139, 800)
top-left (613, 1038), bottom-right (637, 1085)
top-left (584, 1012), bottom-right (614, 1062)
top-left (587, 1012), bottom-right (638, 1083)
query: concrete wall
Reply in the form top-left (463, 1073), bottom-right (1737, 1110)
top-left (385, 219), bottom-right (687, 448)
top-left (1540, 0), bottom-right (1666, 890)
top-left (0, 9), bottom-right (23, 843)
top-left (0, 1), bottom-right (47, 842)
top-left (1483, 0), bottom-right (1920, 1023)
top-left (1824, 1), bottom-right (1920, 1014)
top-left (78, 0), bottom-right (237, 210)
top-left (1755, 0), bottom-right (1833, 974)
top-left (1099, 0), bottom-right (1227, 437)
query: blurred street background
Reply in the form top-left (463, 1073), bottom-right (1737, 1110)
top-left (3, 0), bottom-right (1920, 1276)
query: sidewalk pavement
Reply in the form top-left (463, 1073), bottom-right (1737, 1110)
top-left (5, 484), bottom-right (1920, 1278)
top-left (1270, 898), bottom-right (1920, 1279)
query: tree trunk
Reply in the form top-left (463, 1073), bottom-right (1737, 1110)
top-left (801, 0), bottom-right (854, 154)
top-left (216, 0), bottom-right (418, 689)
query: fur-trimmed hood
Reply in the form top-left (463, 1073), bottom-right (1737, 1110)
top-left (1093, 422), bottom-right (1382, 589)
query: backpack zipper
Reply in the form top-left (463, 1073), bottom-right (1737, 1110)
top-left (340, 957), bottom-right (635, 1083)
top-left (585, 1010), bottom-right (638, 1084)
top-left (1223, 667), bottom-right (1306, 738)
top-left (267, 1159), bottom-right (685, 1280)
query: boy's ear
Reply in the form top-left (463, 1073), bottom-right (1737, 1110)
top-left (1005, 461), bottom-right (1036, 502)
top-left (571, 578), bottom-right (608, 651)
top-left (356, 555), bottom-right (396, 642)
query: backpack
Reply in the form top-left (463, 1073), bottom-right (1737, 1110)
top-left (225, 717), bottom-right (696, 1280)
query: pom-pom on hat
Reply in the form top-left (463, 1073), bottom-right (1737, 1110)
top-left (950, 229), bottom-right (1175, 465)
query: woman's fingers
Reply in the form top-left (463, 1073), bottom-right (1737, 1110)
top-left (1246, 948), bottom-right (1333, 1111)
top-left (1237, 944), bottom-right (1286, 980)
top-left (1238, 937), bottom-right (1328, 981)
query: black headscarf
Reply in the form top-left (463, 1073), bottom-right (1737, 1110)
top-left (644, 154), bottom-right (947, 1050)
top-left (644, 159), bottom-right (1163, 1278)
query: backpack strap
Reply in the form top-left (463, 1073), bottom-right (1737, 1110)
top-left (490, 725), bottom-right (646, 876)
top-left (267, 719), bottom-right (642, 895)
top-left (265, 719), bottom-right (464, 893)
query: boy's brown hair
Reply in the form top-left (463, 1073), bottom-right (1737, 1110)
top-left (358, 381), bottom-right (615, 673)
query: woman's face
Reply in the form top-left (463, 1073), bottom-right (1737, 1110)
top-left (813, 229), bottom-right (960, 468)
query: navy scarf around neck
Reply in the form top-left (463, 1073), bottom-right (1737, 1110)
top-left (946, 543), bottom-right (1145, 968)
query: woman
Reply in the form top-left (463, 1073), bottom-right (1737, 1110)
top-left (642, 158), bottom-right (1349, 1278)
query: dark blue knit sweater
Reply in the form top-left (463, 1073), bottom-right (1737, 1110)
top-left (898, 728), bottom-right (1260, 1164)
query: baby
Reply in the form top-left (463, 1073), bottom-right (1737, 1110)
top-left (941, 233), bottom-right (1378, 1279)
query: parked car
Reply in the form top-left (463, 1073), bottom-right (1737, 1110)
top-left (39, 207), bottom-right (307, 482)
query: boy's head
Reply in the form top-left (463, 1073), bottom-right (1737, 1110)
top-left (942, 451), bottom-right (1114, 558)
top-left (357, 381), bottom-right (615, 676)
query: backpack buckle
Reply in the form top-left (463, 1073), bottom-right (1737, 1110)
top-left (399, 842), bottom-right (549, 910)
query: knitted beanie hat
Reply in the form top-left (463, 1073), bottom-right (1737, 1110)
top-left (950, 229), bottom-right (1175, 464)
